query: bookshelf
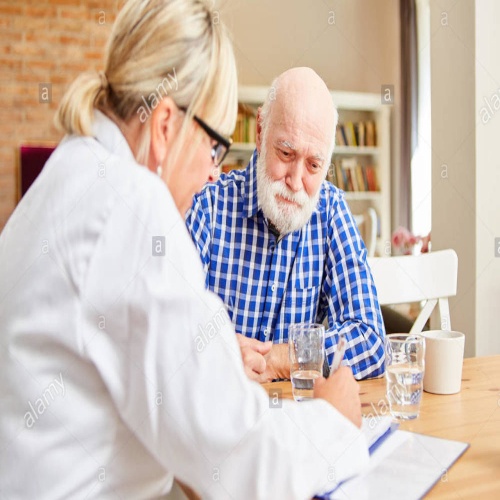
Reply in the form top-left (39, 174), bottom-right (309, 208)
top-left (223, 86), bottom-right (391, 256)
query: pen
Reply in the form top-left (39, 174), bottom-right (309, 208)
top-left (330, 336), bottom-right (347, 374)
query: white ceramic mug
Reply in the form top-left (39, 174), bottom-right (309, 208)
top-left (420, 330), bottom-right (465, 394)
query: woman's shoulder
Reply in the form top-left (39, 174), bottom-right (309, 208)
top-left (58, 134), bottom-right (175, 213)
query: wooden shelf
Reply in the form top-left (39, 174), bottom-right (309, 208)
top-left (344, 191), bottom-right (382, 201)
top-left (230, 142), bottom-right (256, 152)
top-left (334, 146), bottom-right (380, 156)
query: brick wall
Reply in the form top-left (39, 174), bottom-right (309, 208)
top-left (0, 0), bottom-right (120, 230)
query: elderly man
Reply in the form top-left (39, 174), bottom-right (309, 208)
top-left (186, 67), bottom-right (385, 381)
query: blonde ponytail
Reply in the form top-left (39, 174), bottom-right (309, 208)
top-left (55, 71), bottom-right (106, 136)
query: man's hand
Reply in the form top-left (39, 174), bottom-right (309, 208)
top-left (263, 344), bottom-right (290, 381)
top-left (236, 334), bottom-right (272, 383)
top-left (313, 366), bottom-right (362, 428)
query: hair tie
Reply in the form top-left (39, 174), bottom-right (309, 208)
top-left (98, 70), bottom-right (109, 90)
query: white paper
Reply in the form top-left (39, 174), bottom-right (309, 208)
top-left (326, 430), bottom-right (469, 500)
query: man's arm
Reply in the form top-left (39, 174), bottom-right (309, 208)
top-left (319, 193), bottom-right (385, 380)
top-left (185, 193), bottom-right (212, 283)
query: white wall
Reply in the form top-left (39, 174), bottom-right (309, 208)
top-left (475, 0), bottom-right (500, 355)
top-left (431, 0), bottom-right (500, 356)
top-left (222, 0), bottom-right (399, 93)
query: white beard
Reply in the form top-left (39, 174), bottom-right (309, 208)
top-left (256, 147), bottom-right (320, 236)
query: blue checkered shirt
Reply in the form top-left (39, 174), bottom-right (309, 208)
top-left (186, 150), bottom-right (385, 379)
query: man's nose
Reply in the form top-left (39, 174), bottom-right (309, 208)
top-left (285, 162), bottom-right (304, 193)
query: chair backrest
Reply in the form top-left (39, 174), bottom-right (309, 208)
top-left (353, 207), bottom-right (377, 257)
top-left (368, 249), bottom-right (458, 334)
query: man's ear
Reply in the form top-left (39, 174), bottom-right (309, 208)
top-left (150, 97), bottom-right (177, 169)
top-left (256, 107), bottom-right (263, 154)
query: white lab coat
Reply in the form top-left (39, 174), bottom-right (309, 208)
top-left (0, 111), bottom-right (368, 499)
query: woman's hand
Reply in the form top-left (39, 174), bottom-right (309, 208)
top-left (313, 366), bottom-right (363, 428)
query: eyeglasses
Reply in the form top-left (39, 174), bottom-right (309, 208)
top-left (179, 107), bottom-right (232, 167)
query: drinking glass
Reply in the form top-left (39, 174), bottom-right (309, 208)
top-left (289, 323), bottom-right (325, 402)
top-left (385, 334), bottom-right (425, 419)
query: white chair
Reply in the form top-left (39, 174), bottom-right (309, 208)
top-left (368, 249), bottom-right (458, 334)
top-left (353, 208), bottom-right (377, 257)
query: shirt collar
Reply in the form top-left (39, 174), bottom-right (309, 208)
top-left (242, 149), bottom-right (260, 218)
top-left (241, 148), bottom-right (326, 219)
top-left (91, 109), bottom-right (136, 163)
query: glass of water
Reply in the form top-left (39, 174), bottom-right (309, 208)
top-left (385, 334), bottom-right (425, 419)
top-left (289, 323), bottom-right (325, 402)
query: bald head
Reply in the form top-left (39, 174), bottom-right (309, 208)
top-left (272, 67), bottom-right (336, 127)
top-left (258, 67), bottom-right (338, 160)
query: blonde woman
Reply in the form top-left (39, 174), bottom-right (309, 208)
top-left (0, 0), bottom-right (368, 498)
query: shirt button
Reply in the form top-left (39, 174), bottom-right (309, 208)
top-left (271, 283), bottom-right (276, 292)
top-left (264, 328), bottom-right (269, 337)
top-left (268, 242), bottom-right (275, 252)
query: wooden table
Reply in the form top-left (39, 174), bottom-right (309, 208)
top-left (262, 355), bottom-right (500, 499)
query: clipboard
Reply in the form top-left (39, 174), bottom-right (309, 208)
top-left (319, 428), bottom-right (469, 499)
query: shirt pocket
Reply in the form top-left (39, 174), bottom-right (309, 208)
top-left (284, 285), bottom-right (321, 324)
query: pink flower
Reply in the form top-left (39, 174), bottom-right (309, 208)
top-left (392, 232), bottom-right (402, 247)
top-left (391, 227), bottom-right (431, 255)
top-left (421, 232), bottom-right (431, 253)
top-left (392, 226), bottom-right (411, 247)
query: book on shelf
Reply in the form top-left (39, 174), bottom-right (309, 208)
top-left (356, 121), bottom-right (365, 147)
top-left (364, 165), bottom-right (378, 191)
top-left (336, 120), bottom-right (377, 148)
top-left (221, 160), bottom-right (246, 174)
top-left (365, 120), bottom-right (376, 147)
top-left (344, 122), bottom-right (357, 147)
top-left (232, 103), bottom-right (257, 144)
top-left (328, 157), bottom-right (379, 193)
top-left (336, 127), bottom-right (346, 147)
